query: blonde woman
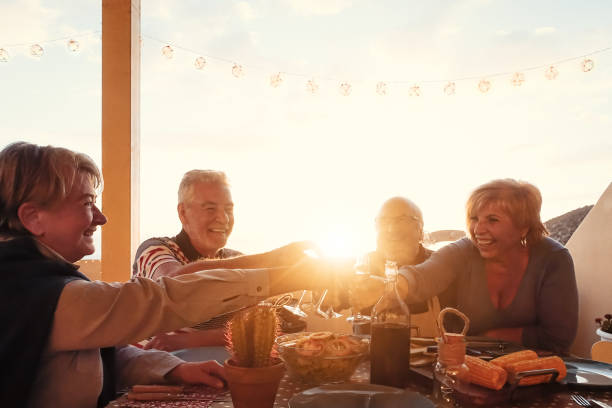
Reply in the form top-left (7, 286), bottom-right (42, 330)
top-left (0, 142), bottom-right (339, 408)
top-left (357, 179), bottom-right (578, 353)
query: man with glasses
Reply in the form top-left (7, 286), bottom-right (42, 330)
top-left (367, 197), bottom-right (455, 337)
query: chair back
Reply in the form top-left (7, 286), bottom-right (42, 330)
top-left (591, 341), bottom-right (612, 364)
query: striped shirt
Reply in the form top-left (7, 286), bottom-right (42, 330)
top-left (132, 230), bottom-right (243, 329)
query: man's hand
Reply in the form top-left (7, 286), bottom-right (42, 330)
top-left (262, 241), bottom-right (319, 267)
top-left (165, 361), bottom-right (226, 388)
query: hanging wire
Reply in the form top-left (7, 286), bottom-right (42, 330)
top-left (1, 31), bottom-right (101, 48)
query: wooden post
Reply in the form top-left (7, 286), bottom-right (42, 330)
top-left (101, 0), bottom-right (140, 282)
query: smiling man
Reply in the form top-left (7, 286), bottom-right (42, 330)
top-left (133, 170), bottom-right (241, 280)
top-left (364, 196), bottom-right (455, 337)
top-left (132, 170), bottom-right (243, 350)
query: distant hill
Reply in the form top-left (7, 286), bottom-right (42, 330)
top-left (544, 205), bottom-right (593, 245)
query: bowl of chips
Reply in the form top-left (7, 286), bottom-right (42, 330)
top-left (276, 331), bottom-right (369, 384)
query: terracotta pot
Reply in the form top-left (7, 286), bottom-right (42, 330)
top-left (224, 357), bottom-right (285, 408)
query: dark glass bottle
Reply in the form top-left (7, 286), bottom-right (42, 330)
top-left (370, 261), bottom-right (411, 388)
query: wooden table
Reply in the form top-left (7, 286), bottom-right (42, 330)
top-left (108, 361), bottom-right (612, 408)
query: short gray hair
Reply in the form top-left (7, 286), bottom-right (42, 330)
top-left (178, 170), bottom-right (229, 203)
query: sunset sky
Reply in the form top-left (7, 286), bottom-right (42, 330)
top-left (1, 0), bottom-right (611, 257)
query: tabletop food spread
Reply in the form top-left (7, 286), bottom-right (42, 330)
top-left (108, 302), bottom-right (612, 408)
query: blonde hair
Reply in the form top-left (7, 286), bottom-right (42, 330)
top-left (178, 170), bottom-right (229, 204)
top-left (0, 142), bottom-right (101, 235)
top-left (466, 178), bottom-right (548, 246)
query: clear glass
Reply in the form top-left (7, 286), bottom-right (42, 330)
top-left (433, 357), bottom-right (470, 406)
top-left (314, 289), bottom-right (343, 319)
top-left (282, 290), bottom-right (308, 318)
top-left (347, 254), bottom-right (372, 334)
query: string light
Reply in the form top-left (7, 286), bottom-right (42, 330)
top-left (0, 30), bottom-right (609, 97)
top-left (306, 79), bottom-right (319, 94)
top-left (231, 63), bottom-right (244, 78)
top-left (67, 39), bottom-right (80, 52)
top-left (443, 82), bottom-right (456, 95)
top-left (478, 79), bottom-right (491, 93)
top-left (339, 82), bottom-right (352, 96)
top-left (30, 44), bottom-right (44, 57)
top-left (161, 45), bottom-right (173, 59)
top-left (511, 72), bottom-right (525, 86)
top-left (544, 65), bottom-right (559, 80)
top-left (270, 72), bottom-right (283, 87)
top-left (0, 48), bottom-right (9, 62)
top-left (194, 56), bottom-right (206, 70)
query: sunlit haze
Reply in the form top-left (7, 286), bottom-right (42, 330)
top-left (1, 1), bottom-right (611, 259)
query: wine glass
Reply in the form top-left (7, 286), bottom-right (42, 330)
top-left (347, 254), bottom-right (372, 333)
top-left (314, 289), bottom-right (343, 319)
top-left (282, 290), bottom-right (308, 318)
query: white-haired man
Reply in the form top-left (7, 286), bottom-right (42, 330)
top-left (133, 170), bottom-right (305, 351)
top-left (133, 170), bottom-right (241, 281)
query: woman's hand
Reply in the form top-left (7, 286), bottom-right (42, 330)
top-left (165, 361), bottom-right (226, 388)
top-left (349, 275), bottom-right (385, 311)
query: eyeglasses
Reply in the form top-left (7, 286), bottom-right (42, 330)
top-left (375, 215), bottom-right (420, 228)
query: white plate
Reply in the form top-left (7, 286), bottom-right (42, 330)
top-left (563, 357), bottom-right (612, 389)
top-left (288, 383), bottom-right (435, 408)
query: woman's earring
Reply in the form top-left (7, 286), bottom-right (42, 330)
top-left (520, 236), bottom-right (527, 247)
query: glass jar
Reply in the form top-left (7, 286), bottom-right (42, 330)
top-left (433, 339), bottom-right (470, 406)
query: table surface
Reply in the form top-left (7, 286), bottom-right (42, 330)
top-left (109, 361), bottom-right (612, 408)
top-left (215, 361), bottom-right (612, 408)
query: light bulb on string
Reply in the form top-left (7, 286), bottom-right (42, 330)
top-left (231, 64), bottom-right (244, 78)
top-left (478, 79), bottom-right (491, 93)
top-left (270, 72), bottom-right (283, 87)
top-left (581, 58), bottom-right (594, 72)
top-left (306, 79), bottom-right (319, 94)
top-left (443, 82), bottom-right (456, 95)
top-left (511, 72), bottom-right (525, 86)
top-left (0, 48), bottom-right (9, 62)
top-left (339, 82), bottom-right (352, 96)
top-left (409, 85), bottom-right (421, 96)
top-left (376, 81), bottom-right (388, 95)
top-left (30, 44), bottom-right (44, 58)
top-left (194, 56), bottom-right (207, 70)
top-left (67, 39), bottom-right (80, 52)
top-left (544, 65), bottom-right (558, 80)
top-left (161, 45), bottom-right (174, 59)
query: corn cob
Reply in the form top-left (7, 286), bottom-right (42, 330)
top-left (490, 350), bottom-right (539, 370)
top-left (506, 356), bottom-right (567, 386)
top-left (464, 355), bottom-right (508, 390)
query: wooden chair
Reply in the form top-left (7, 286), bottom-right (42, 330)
top-left (591, 341), bottom-right (612, 364)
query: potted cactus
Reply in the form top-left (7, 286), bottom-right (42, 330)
top-left (224, 304), bottom-right (285, 408)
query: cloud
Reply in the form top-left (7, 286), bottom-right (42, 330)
top-left (280, 0), bottom-right (353, 16)
top-left (234, 1), bottom-right (257, 21)
top-left (0, 0), bottom-right (59, 46)
top-left (534, 26), bottom-right (556, 35)
top-left (495, 29), bottom-right (510, 36)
